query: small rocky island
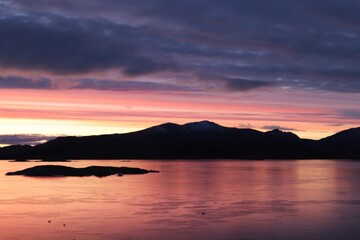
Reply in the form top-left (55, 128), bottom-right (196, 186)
top-left (6, 165), bottom-right (159, 177)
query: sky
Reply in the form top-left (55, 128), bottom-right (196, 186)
top-left (0, 0), bottom-right (359, 146)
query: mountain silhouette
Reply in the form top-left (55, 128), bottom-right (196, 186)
top-left (0, 121), bottom-right (359, 160)
top-left (318, 127), bottom-right (360, 159)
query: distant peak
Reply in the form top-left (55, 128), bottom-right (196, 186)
top-left (158, 122), bottom-right (179, 127)
top-left (266, 128), bottom-right (299, 139)
top-left (145, 122), bottom-right (181, 133)
top-left (268, 129), bottom-right (282, 133)
top-left (185, 120), bottom-right (217, 125)
top-left (183, 120), bottom-right (223, 130)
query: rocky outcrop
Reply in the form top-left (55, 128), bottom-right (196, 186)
top-left (6, 165), bottom-right (159, 177)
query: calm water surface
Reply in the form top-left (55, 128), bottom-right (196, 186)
top-left (1, 160), bottom-right (360, 240)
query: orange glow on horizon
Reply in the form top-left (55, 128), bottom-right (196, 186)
top-left (0, 88), bottom-right (358, 140)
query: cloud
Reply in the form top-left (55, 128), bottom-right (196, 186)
top-left (0, 134), bottom-right (56, 145)
top-left (0, 10), bottom-right (174, 75)
top-left (327, 123), bottom-right (345, 127)
top-left (0, 0), bottom-right (359, 93)
top-left (283, 78), bottom-right (360, 93)
top-left (338, 110), bottom-right (360, 120)
top-left (316, 1), bottom-right (360, 27)
top-left (237, 123), bottom-right (254, 129)
top-left (0, 75), bottom-right (196, 92)
top-left (263, 125), bottom-right (298, 131)
top-left (0, 76), bottom-right (53, 89)
top-left (73, 78), bottom-right (196, 92)
top-left (225, 78), bottom-right (275, 91)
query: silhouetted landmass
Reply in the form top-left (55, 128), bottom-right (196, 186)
top-left (0, 121), bottom-right (359, 160)
top-left (6, 165), bottom-right (159, 177)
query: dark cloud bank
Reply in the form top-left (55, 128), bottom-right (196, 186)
top-left (0, 0), bottom-right (359, 92)
top-left (0, 76), bottom-right (196, 92)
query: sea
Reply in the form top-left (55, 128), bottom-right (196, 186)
top-left (1, 159), bottom-right (360, 240)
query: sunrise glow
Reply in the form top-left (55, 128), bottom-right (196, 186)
top-left (0, 0), bottom-right (359, 145)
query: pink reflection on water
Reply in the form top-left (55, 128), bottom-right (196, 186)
top-left (1, 160), bottom-right (360, 239)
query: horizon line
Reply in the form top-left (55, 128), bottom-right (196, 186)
top-left (1, 120), bottom-right (358, 147)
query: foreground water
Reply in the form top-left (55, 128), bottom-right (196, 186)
top-left (1, 160), bottom-right (360, 240)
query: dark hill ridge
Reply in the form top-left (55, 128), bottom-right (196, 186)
top-left (320, 127), bottom-right (360, 143)
top-left (318, 127), bottom-right (360, 159)
top-left (0, 121), bottom-right (359, 159)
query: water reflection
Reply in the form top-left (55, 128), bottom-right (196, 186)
top-left (1, 160), bottom-right (360, 239)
